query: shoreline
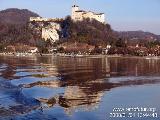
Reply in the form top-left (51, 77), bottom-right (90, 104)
top-left (1, 53), bottom-right (160, 59)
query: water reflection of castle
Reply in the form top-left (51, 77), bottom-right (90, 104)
top-left (23, 57), bottom-right (111, 114)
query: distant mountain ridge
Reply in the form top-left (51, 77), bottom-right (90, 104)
top-left (115, 31), bottom-right (160, 41)
top-left (0, 8), bottom-right (41, 46)
top-left (0, 8), bottom-right (39, 25)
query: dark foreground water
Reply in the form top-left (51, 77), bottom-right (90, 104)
top-left (0, 56), bottom-right (159, 120)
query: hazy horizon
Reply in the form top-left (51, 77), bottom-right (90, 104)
top-left (1, 0), bottom-right (160, 35)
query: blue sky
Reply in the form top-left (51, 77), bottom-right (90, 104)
top-left (1, 0), bottom-right (160, 35)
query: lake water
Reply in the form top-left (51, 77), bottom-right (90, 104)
top-left (0, 56), bottom-right (159, 120)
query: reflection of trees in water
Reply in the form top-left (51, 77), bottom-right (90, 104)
top-left (22, 57), bottom-right (111, 114)
top-left (47, 57), bottom-right (111, 114)
top-left (22, 57), bottom-right (160, 114)
top-left (0, 56), bottom-right (59, 80)
top-left (0, 57), bottom-right (38, 80)
top-left (110, 57), bottom-right (160, 76)
top-left (1, 56), bottom-right (160, 115)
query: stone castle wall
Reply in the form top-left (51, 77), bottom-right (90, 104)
top-left (30, 17), bottom-right (63, 22)
top-left (71, 5), bottom-right (105, 23)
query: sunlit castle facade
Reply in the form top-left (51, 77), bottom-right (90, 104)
top-left (71, 5), bottom-right (105, 23)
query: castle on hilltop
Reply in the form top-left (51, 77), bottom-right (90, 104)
top-left (71, 5), bottom-right (105, 23)
top-left (29, 3), bottom-right (106, 42)
top-left (30, 4), bottom-right (106, 24)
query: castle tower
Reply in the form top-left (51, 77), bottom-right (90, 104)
top-left (71, 1), bottom-right (106, 23)
top-left (71, 5), bottom-right (79, 20)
